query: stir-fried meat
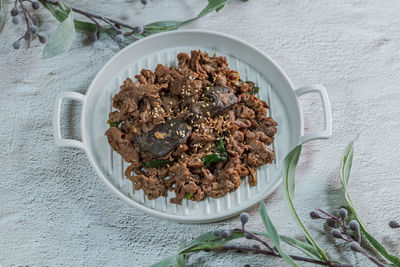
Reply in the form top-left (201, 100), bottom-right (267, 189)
top-left (105, 50), bottom-right (277, 204)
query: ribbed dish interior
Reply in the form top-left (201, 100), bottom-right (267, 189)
top-left (91, 47), bottom-right (286, 221)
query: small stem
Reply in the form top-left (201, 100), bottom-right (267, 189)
top-left (233, 228), bottom-right (277, 255)
top-left (357, 247), bottom-right (385, 267)
top-left (18, 0), bottom-right (31, 47)
top-left (210, 245), bottom-right (352, 267)
top-left (316, 208), bottom-right (347, 229)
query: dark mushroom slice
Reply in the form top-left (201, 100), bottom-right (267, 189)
top-left (134, 117), bottom-right (192, 157)
top-left (190, 86), bottom-right (238, 120)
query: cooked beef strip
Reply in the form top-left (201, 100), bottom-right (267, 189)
top-left (106, 50), bottom-right (277, 204)
top-left (105, 127), bottom-right (140, 167)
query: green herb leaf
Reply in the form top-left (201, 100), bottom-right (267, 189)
top-left (149, 255), bottom-right (175, 267)
top-left (185, 193), bottom-right (192, 199)
top-left (215, 138), bottom-right (228, 156)
top-left (41, 1), bottom-right (97, 32)
top-left (253, 231), bottom-right (320, 260)
top-left (249, 86), bottom-right (259, 95)
top-left (203, 154), bottom-right (227, 167)
top-left (260, 202), bottom-right (298, 266)
top-left (196, 0), bottom-right (228, 19)
top-left (142, 159), bottom-right (173, 169)
top-left (179, 231), bottom-right (243, 254)
top-left (216, 4), bottom-right (225, 13)
top-left (144, 21), bottom-right (183, 35)
top-left (145, 0), bottom-right (228, 36)
top-left (283, 145), bottom-right (328, 261)
top-left (340, 138), bottom-right (400, 266)
top-left (43, 7), bottom-right (76, 59)
top-left (175, 241), bottom-right (187, 267)
top-left (107, 120), bottom-right (120, 127)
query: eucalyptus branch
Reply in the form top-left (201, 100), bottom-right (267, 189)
top-left (310, 207), bottom-right (385, 267)
top-left (152, 141), bottom-right (400, 267)
top-left (8, 0), bottom-right (230, 58)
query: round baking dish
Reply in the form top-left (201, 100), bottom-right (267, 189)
top-left (53, 30), bottom-right (332, 223)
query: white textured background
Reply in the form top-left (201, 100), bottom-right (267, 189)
top-left (1, 0), bottom-right (400, 266)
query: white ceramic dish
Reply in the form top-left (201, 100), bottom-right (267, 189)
top-left (53, 30), bottom-right (332, 223)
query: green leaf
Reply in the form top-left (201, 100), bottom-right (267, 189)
top-left (260, 202), bottom-right (298, 266)
top-left (216, 4), bottom-right (225, 13)
top-left (340, 139), bottom-right (400, 266)
top-left (175, 242), bottom-right (187, 267)
top-left (203, 154), bottom-right (227, 167)
top-left (149, 255), bottom-right (175, 267)
top-left (279, 235), bottom-right (321, 260)
top-left (253, 231), bottom-right (320, 260)
top-left (144, 21), bottom-right (183, 35)
top-left (249, 86), bottom-right (259, 95)
top-left (107, 120), bottom-right (120, 127)
top-left (190, 231), bottom-right (242, 246)
top-left (282, 145), bottom-right (328, 261)
top-left (196, 0), bottom-right (229, 19)
top-left (40, 1), bottom-right (97, 32)
top-left (142, 159), bottom-right (173, 169)
top-left (215, 138), bottom-right (227, 156)
top-left (43, 8), bottom-right (76, 59)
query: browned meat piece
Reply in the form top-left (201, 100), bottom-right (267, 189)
top-left (237, 105), bottom-right (255, 120)
top-left (108, 111), bottom-right (123, 123)
top-left (134, 118), bottom-right (192, 157)
top-left (189, 50), bottom-right (207, 77)
top-left (246, 140), bottom-right (274, 167)
top-left (105, 127), bottom-right (140, 166)
top-left (214, 74), bottom-right (227, 86)
top-left (127, 171), bottom-right (166, 199)
top-left (189, 132), bottom-right (216, 144)
top-left (177, 53), bottom-right (190, 70)
top-left (255, 118), bottom-right (277, 145)
top-left (226, 131), bottom-right (245, 158)
top-left (169, 163), bottom-right (199, 204)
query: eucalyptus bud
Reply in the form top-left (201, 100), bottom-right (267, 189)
top-left (38, 35), bottom-right (47, 44)
top-left (326, 218), bottom-right (336, 228)
top-left (349, 241), bottom-right (363, 253)
top-left (309, 211), bottom-right (322, 219)
top-left (339, 208), bottom-right (348, 220)
top-left (12, 16), bottom-right (20, 25)
top-left (11, 7), bottom-right (19, 17)
top-left (115, 34), bottom-right (124, 44)
top-left (220, 229), bottom-right (232, 239)
top-left (30, 25), bottom-right (39, 35)
top-left (244, 232), bottom-right (252, 239)
top-left (331, 229), bottom-right (343, 239)
top-left (133, 25), bottom-right (144, 34)
top-left (213, 229), bottom-right (221, 237)
top-left (389, 220), bottom-right (400, 229)
top-left (349, 220), bottom-right (360, 232)
top-left (31, 0), bottom-right (40, 10)
top-left (240, 212), bottom-right (249, 225)
top-left (13, 40), bottom-right (21, 50)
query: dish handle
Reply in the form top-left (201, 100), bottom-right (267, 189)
top-left (295, 85), bottom-right (332, 144)
top-left (53, 91), bottom-right (87, 151)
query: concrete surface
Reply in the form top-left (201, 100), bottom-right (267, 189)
top-left (1, 0), bottom-right (400, 266)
